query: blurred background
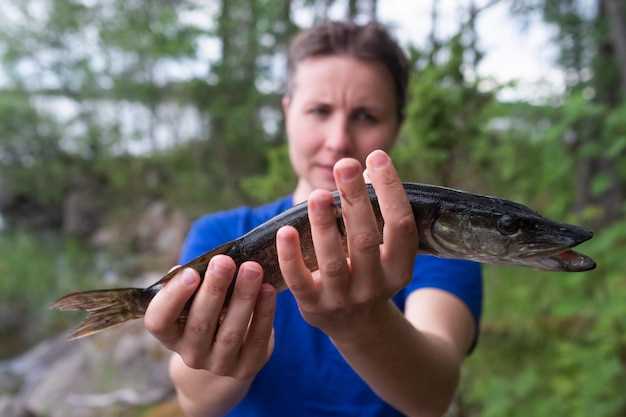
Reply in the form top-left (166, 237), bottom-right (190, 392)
top-left (0, 0), bottom-right (625, 416)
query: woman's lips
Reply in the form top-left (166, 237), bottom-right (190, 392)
top-left (315, 163), bottom-right (335, 177)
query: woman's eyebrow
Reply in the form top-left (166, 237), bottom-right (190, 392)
top-left (352, 104), bottom-right (384, 114)
top-left (301, 97), bottom-right (331, 106)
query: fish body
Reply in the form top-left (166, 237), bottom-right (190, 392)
top-left (52, 182), bottom-right (596, 339)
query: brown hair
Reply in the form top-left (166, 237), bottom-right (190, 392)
top-left (286, 21), bottom-right (409, 122)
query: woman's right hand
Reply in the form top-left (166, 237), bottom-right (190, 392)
top-left (144, 255), bottom-right (276, 382)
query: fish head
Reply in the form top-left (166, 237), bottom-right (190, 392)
top-left (429, 198), bottom-right (596, 272)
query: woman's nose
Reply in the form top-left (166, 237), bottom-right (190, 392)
top-left (325, 115), bottom-right (352, 154)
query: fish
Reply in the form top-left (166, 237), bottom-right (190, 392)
top-left (51, 182), bottom-right (596, 339)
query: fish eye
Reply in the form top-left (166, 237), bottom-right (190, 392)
top-left (497, 215), bottom-right (520, 236)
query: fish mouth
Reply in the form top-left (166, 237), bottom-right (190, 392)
top-left (521, 226), bottom-right (596, 272)
top-left (519, 224), bottom-right (593, 258)
top-left (533, 249), bottom-right (596, 272)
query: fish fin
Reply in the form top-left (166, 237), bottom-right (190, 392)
top-left (50, 288), bottom-right (146, 340)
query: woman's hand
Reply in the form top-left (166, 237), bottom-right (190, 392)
top-left (144, 256), bottom-right (276, 382)
top-left (276, 149), bottom-right (418, 343)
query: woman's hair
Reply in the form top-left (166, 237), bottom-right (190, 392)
top-left (286, 21), bottom-right (409, 122)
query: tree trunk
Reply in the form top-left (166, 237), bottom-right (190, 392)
top-left (605, 0), bottom-right (626, 96)
top-left (575, 0), bottom-right (626, 227)
top-left (348, 0), bottom-right (358, 20)
top-left (428, 1), bottom-right (440, 64)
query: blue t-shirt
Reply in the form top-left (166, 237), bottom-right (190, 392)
top-left (179, 195), bottom-right (483, 417)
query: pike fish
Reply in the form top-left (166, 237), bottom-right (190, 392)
top-left (52, 183), bottom-right (596, 339)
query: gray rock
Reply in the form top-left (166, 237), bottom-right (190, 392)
top-left (63, 189), bottom-right (102, 237)
top-left (91, 201), bottom-right (188, 267)
top-left (2, 310), bottom-right (174, 417)
top-left (0, 334), bottom-right (78, 394)
top-left (0, 369), bottom-right (22, 395)
top-left (0, 396), bottom-right (36, 417)
top-left (24, 346), bottom-right (88, 416)
top-left (135, 201), bottom-right (188, 265)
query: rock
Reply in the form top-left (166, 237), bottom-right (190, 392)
top-left (91, 201), bottom-right (188, 267)
top-left (0, 370), bottom-right (22, 395)
top-left (63, 189), bottom-right (102, 237)
top-left (2, 312), bottom-right (174, 417)
top-left (25, 325), bottom-right (172, 417)
top-left (134, 202), bottom-right (188, 264)
top-left (24, 346), bottom-right (89, 416)
top-left (0, 396), bottom-right (36, 417)
top-left (0, 333), bottom-right (78, 394)
top-left (141, 399), bottom-right (183, 417)
top-left (90, 226), bottom-right (121, 250)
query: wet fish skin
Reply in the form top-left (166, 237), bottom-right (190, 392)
top-left (52, 182), bottom-right (596, 339)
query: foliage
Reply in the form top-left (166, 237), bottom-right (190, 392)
top-left (0, 229), bottom-right (98, 357)
top-left (241, 144), bottom-right (296, 202)
top-left (395, 34), bottom-right (497, 189)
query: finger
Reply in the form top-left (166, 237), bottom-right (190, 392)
top-left (366, 150), bottom-right (418, 285)
top-left (363, 168), bottom-right (372, 184)
top-left (276, 225), bottom-right (319, 308)
top-left (237, 284), bottom-right (276, 380)
top-left (333, 158), bottom-right (384, 294)
top-left (209, 261), bottom-right (263, 375)
top-left (144, 268), bottom-right (200, 349)
top-left (307, 189), bottom-right (351, 300)
top-left (179, 255), bottom-right (236, 368)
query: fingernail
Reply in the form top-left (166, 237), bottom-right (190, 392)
top-left (309, 191), bottom-right (332, 211)
top-left (241, 264), bottom-right (261, 280)
top-left (209, 257), bottom-right (230, 275)
top-left (182, 268), bottom-right (197, 286)
top-left (337, 163), bottom-right (360, 181)
top-left (278, 226), bottom-right (296, 242)
top-left (370, 150), bottom-right (388, 169)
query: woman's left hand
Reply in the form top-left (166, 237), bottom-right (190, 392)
top-left (276, 149), bottom-right (418, 343)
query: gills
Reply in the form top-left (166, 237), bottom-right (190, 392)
top-left (52, 182), bottom-right (596, 339)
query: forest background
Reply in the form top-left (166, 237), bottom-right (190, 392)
top-left (0, 0), bottom-right (625, 416)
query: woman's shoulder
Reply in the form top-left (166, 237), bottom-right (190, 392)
top-left (190, 195), bottom-right (293, 236)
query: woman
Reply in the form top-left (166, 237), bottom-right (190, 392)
top-left (145, 21), bottom-right (482, 417)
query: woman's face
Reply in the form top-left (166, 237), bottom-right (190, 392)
top-left (283, 55), bottom-right (400, 199)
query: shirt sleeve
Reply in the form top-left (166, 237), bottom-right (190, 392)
top-left (178, 209), bottom-right (245, 264)
top-left (404, 256), bottom-right (483, 352)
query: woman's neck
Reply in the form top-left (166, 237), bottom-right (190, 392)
top-left (292, 179), bottom-right (313, 205)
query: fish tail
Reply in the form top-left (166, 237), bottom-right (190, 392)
top-left (50, 288), bottom-right (148, 340)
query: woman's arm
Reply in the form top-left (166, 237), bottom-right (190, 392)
top-left (330, 290), bottom-right (475, 417)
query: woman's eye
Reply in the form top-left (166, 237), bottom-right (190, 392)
top-left (353, 110), bottom-right (377, 123)
top-left (308, 106), bottom-right (330, 117)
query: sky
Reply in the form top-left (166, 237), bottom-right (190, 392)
top-left (286, 0), bottom-right (564, 101)
top-left (377, 0), bottom-right (564, 101)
